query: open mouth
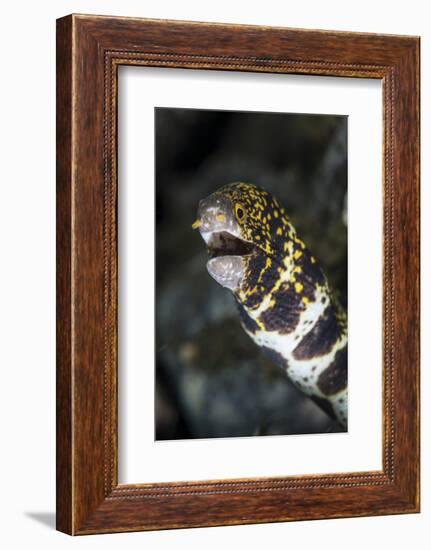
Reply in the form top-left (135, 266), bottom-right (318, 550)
top-left (207, 231), bottom-right (255, 259)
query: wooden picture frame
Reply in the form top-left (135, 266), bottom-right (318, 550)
top-left (56, 14), bottom-right (420, 535)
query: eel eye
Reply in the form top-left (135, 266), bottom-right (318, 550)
top-left (235, 203), bottom-right (246, 222)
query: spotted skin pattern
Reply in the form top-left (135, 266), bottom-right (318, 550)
top-left (196, 182), bottom-right (347, 427)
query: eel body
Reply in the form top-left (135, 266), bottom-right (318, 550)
top-left (193, 182), bottom-right (347, 427)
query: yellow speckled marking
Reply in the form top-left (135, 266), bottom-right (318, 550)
top-left (295, 282), bottom-right (303, 293)
top-left (295, 238), bottom-right (306, 249)
top-left (257, 257), bottom-right (272, 284)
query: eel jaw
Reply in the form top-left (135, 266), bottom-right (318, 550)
top-left (204, 231), bottom-right (255, 291)
top-left (207, 255), bottom-right (245, 291)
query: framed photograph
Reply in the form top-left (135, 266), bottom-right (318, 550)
top-left (56, 14), bottom-right (420, 535)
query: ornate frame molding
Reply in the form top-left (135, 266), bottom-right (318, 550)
top-left (57, 15), bottom-right (419, 534)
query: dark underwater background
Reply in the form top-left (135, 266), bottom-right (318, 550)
top-left (155, 107), bottom-right (347, 440)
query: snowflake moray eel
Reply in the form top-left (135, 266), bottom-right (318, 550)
top-left (193, 182), bottom-right (347, 427)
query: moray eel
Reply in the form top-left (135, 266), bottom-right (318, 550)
top-left (193, 182), bottom-right (347, 427)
